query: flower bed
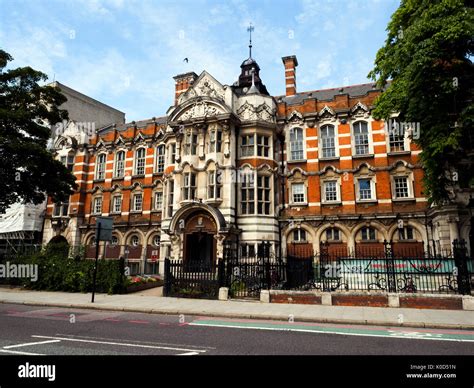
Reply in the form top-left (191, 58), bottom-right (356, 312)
top-left (125, 275), bottom-right (163, 293)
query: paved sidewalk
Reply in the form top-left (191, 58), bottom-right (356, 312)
top-left (0, 287), bottom-right (473, 329)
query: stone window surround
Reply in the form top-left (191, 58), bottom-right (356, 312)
top-left (239, 129), bottom-right (273, 159)
top-left (390, 166), bottom-right (415, 201)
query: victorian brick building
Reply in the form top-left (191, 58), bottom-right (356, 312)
top-left (44, 51), bottom-right (468, 274)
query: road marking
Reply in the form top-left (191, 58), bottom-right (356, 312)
top-left (4, 339), bottom-right (61, 349)
top-left (177, 351), bottom-right (200, 356)
top-left (128, 320), bottom-right (149, 324)
top-left (55, 333), bottom-right (216, 350)
top-left (189, 319), bottom-right (474, 343)
top-left (31, 335), bottom-right (207, 353)
top-left (0, 349), bottom-right (45, 355)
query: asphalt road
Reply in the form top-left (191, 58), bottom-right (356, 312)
top-left (0, 303), bottom-right (473, 356)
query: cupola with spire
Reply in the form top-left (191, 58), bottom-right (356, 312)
top-left (233, 23), bottom-right (269, 96)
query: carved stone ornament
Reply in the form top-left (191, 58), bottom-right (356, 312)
top-left (287, 110), bottom-right (304, 125)
top-left (179, 101), bottom-right (221, 121)
top-left (237, 102), bottom-right (275, 123)
top-left (351, 101), bottom-right (370, 119)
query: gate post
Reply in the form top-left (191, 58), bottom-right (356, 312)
top-left (218, 259), bottom-right (226, 288)
top-left (163, 258), bottom-right (171, 297)
top-left (320, 241), bottom-right (329, 292)
top-left (265, 261), bottom-right (271, 290)
top-left (453, 239), bottom-right (471, 295)
top-left (384, 240), bottom-right (396, 293)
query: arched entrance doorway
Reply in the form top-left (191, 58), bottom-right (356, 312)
top-left (183, 212), bottom-right (217, 269)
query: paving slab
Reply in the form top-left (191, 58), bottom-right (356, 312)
top-left (0, 287), bottom-right (473, 329)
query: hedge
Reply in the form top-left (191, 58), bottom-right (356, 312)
top-left (0, 242), bottom-right (127, 294)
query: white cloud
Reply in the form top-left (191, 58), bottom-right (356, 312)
top-left (3, 24), bottom-right (68, 77)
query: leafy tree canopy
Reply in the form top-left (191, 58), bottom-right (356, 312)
top-left (369, 0), bottom-right (474, 204)
top-left (0, 49), bottom-right (77, 213)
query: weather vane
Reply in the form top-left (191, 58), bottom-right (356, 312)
top-left (247, 23), bottom-right (254, 58)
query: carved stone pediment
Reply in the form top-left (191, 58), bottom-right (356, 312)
top-left (237, 101), bottom-right (275, 123)
top-left (319, 105), bottom-right (336, 120)
top-left (287, 110), bottom-right (304, 125)
top-left (178, 72), bottom-right (225, 104)
top-left (177, 100), bottom-right (225, 121)
top-left (351, 101), bottom-right (370, 119)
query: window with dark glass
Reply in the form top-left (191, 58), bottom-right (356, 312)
top-left (96, 154), bottom-right (106, 180)
top-left (241, 173), bottom-right (255, 214)
top-left (325, 228), bottom-right (340, 241)
top-left (257, 135), bottom-right (270, 157)
top-left (135, 148), bottom-right (146, 175)
top-left (353, 121), bottom-right (369, 155)
top-left (207, 171), bottom-right (221, 199)
top-left (290, 128), bottom-right (304, 160)
top-left (209, 129), bottom-right (222, 153)
top-left (358, 179), bottom-right (372, 200)
top-left (394, 176), bottom-right (409, 198)
top-left (293, 229), bottom-right (307, 242)
top-left (167, 180), bottom-right (174, 217)
top-left (257, 175), bottom-right (271, 214)
top-left (184, 131), bottom-right (197, 155)
top-left (361, 227), bottom-right (377, 241)
top-left (241, 134), bottom-right (255, 157)
top-left (156, 145), bottom-right (165, 173)
top-left (114, 151), bottom-right (125, 178)
top-left (183, 172), bottom-right (196, 200)
top-left (321, 125), bottom-right (336, 158)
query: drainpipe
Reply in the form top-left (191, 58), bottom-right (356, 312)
top-left (424, 211), bottom-right (431, 258)
top-left (234, 124), bottom-right (240, 257)
top-left (277, 133), bottom-right (286, 263)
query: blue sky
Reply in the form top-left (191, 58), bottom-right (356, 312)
top-left (0, 0), bottom-right (400, 122)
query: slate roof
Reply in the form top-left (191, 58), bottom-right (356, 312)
top-left (276, 82), bottom-right (390, 105)
top-left (97, 116), bottom-right (168, 134)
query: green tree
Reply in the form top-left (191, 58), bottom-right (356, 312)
top-left (0, 49), bottom-right (77, 213)
top-left (369, 0), bottom-right (474, 204)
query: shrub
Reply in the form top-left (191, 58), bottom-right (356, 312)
top-left (0, 242), bottom-right (126, 294)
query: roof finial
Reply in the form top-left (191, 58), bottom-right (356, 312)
top-left (247, 23), bottom-right (254, 59)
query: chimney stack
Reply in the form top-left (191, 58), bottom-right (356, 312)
top-left (282, 55), bottom-right (298, 97)
top-left (173, 72), bottom-right (198, 105)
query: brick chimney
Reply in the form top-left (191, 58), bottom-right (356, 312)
top-left (173, 72), bottom-right (198, 105)
top-left (282, 55), bottom-right (298, 97)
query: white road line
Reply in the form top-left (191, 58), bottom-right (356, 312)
top-left (177, 351), bottom-right (200, 356)
top-left (188, 322), bottom-right (474, 343)
top-left (31, 335), bottom-right (206, 353)
top-left (55, 333), bottom-right (216, 350)
top-left (0, 349), bottom-right (45, 355)
top-left (4, 340), bottom-right (61, 349)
